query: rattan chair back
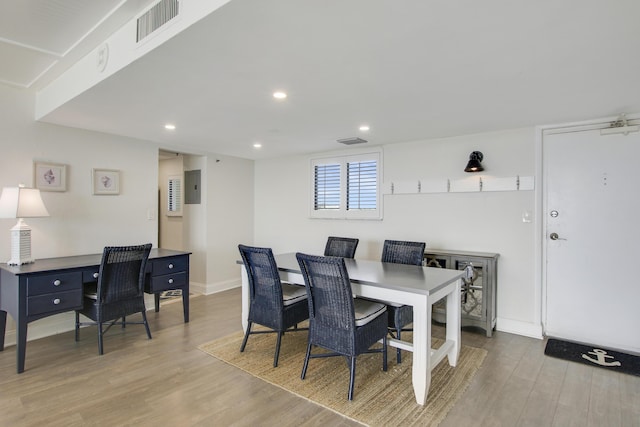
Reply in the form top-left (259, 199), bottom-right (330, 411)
top-left (324, 236), bottom-right (359, 258)
top-left (381, 240), bottom-right (425, 266)
top-left (97, 244), bottom-right (152, 304)
top-left (238, 244), bottom-right (309, 367)
top-left (296, 253), bottom-right (356, 353)
top-left (75, 243), bottom-right (152, 355)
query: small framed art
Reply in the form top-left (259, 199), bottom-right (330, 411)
top-left (92, 169), bottom-right (120, 195)
top-left (34, 161), bottom-right (67, 192)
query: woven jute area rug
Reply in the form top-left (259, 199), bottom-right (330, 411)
top-left (198, 328), bottom-right (486, 426)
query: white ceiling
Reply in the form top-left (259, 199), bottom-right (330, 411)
top-left (3, 0), bottom-right (640, 160)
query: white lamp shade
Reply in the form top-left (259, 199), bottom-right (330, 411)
top-left (0, 187), bottom-right (49, 218)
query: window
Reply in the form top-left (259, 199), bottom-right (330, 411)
top-left (314, 163), bottom-right (340, 210)
top-left (310, 151), bottom-right (382, 219)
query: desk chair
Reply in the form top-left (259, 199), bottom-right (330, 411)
top-left (296, 253), bottom-right (387, 401)
top-left (324, 236), bottom-right (359, 258)
top-left (239, 244), bottom-right (309, 367)
top-left (381, 239), bottom-right (426, 363)
top-left (75, 243), bottom-right (152, 355)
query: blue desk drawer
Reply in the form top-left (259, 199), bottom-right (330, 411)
top-left (151, 256), bottom-right (187, 276)
top-left (27, 290), bottom-right (82, 316)
top-left (149, 271), bottom-right (187, 293)
top-left (26, 272), bottom-right (83, 296)
top-left (82, 268), bottom-right (100, 283)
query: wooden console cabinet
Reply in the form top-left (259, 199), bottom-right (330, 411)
top-left (424, 249), bottom-right (498, 337)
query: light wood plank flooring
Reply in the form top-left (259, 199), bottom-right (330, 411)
top-left (0, 288), bottom-right (638, 426)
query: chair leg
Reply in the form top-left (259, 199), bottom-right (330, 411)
top-left (141, 311), bottom-right (152, 339)
top-left (301, 341), bottom-right (312, 380)
top-left (240, 322), bottom-right (252, 352)
top-left (274, 332), bottom-right (283, 368)
top-left (348, 357), bottom-right (356, 401)
top-left (75, 312), bottom-right (80, 342)
top-left (97, 321), bottom-right (104, 355)
top-left (383, 334), bottom-right (388, 371)
top-left (396, 327), bottom-right (402, 363)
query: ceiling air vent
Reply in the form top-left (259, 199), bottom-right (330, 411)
top-left (337, 137), bottom-right (368, 145)
top-left (137, 0), bottom-right (180, 43)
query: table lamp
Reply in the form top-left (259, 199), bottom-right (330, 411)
top-left (0, 186), bottom-right (50, 265)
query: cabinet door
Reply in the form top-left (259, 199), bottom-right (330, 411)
top-left (452, 257), bottom-right (488, 320)
top-left (424, 254), bottom-right (450, 268)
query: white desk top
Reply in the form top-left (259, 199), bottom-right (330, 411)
top-left (274, 252), bottom-right (463, 296)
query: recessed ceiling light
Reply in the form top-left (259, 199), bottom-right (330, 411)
top-left (253, 143), bottom-right (262, 148)
top-left (164, 124), bottom-right (176, 130)
top-left (273, 91), bottom-right (287, 99)
top-left (359, 125), bottom-right (370, 132)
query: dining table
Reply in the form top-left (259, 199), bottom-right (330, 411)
top-left (239, 252), bottom-right (463, 405)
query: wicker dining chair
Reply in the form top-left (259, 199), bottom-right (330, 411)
top-left (381, 239), bottom-right (426, 363)
top-left (324, 236), bottom-right (359, 258)
top-left (238, 244), bottom-right (309, 367)
top-left (75, 243), bottom-right (153, 355)
top-left (296, 252), bottom-right (388, 401)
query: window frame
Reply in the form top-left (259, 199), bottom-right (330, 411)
top-left (310, 149), bottom-right (383, 220)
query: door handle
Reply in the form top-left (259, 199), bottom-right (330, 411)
top-left (549, 232), bottom-right (567, 241)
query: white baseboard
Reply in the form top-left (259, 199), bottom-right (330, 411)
top-left (202, 278), bottom-right (240, 295)
top-left (496, 317), bottom-right (543, 339)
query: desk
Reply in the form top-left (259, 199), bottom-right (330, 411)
top-left (0, 248), bottom-right (191, 373)
top-left (240, 253), bottom-right (463, 405)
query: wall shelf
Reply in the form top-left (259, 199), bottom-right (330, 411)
top-left (383, 175), bottom-right (534, 195)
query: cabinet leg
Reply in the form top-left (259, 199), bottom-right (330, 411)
top-left (182, 287), bottom-right (189, 323)
top-left (16, 319), bottom-right (27, 373)
top-left (0, 310), bottom-right (6, 351)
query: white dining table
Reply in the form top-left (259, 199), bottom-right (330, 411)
top-left (239, 252), bottom-right (463, 405)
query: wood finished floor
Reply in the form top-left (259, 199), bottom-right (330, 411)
top-left (1, 288), bottom-right (638, 426)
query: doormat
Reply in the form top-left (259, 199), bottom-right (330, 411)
top-left (544, 338), bottom-right (640, 377)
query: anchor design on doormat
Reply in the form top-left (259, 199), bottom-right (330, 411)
top-left (581, 348), bottom-right (622, 367)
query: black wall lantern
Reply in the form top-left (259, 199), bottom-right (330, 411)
top-left (464, 151), bottom-right (484, 172)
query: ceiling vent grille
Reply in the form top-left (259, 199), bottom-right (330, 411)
top-left (137, 0), bottom-right (180, 43)
top-left (337, 137), bottom-right (368, 145)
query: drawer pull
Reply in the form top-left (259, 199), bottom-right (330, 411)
top-left (53, 279), bottom-right (61, 286)
top-left (93, 272), bottom-right (99, 279)
top-left (168, 263), bottom-right (174, 269)
top-left (53, 298), bottom-right (61, 305)
top-left (168, 278), bottom-right (174, 284)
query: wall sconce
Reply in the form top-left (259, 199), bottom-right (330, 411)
top-left (0, 186), bottom-right (50, 265)
top-left (464, 151), bottom-right (484, 172)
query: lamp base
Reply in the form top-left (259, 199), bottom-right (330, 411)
top-left (8, 220), bottom-right (35, 265)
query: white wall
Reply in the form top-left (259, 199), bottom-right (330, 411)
top-left (183, 154), bottom-right (207, 290)
top-left (203, 154), bottom-right (254, 294)
top-left (254, 127), bottom-right (541, 338)
top-left (1, 85), bottom-right (158, 259)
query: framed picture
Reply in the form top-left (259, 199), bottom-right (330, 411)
top-left (34, 161), bottom-right (67, 192)
top-left (92, 169), bottom-right (120, 195)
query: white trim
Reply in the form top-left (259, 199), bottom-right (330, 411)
top-left (201, 278), bottom-right (239, 295)
top-left (496, 317), bottom-right (543, 339)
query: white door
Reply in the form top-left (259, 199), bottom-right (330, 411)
top-left (543, 125), bottom-right (640, 353)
